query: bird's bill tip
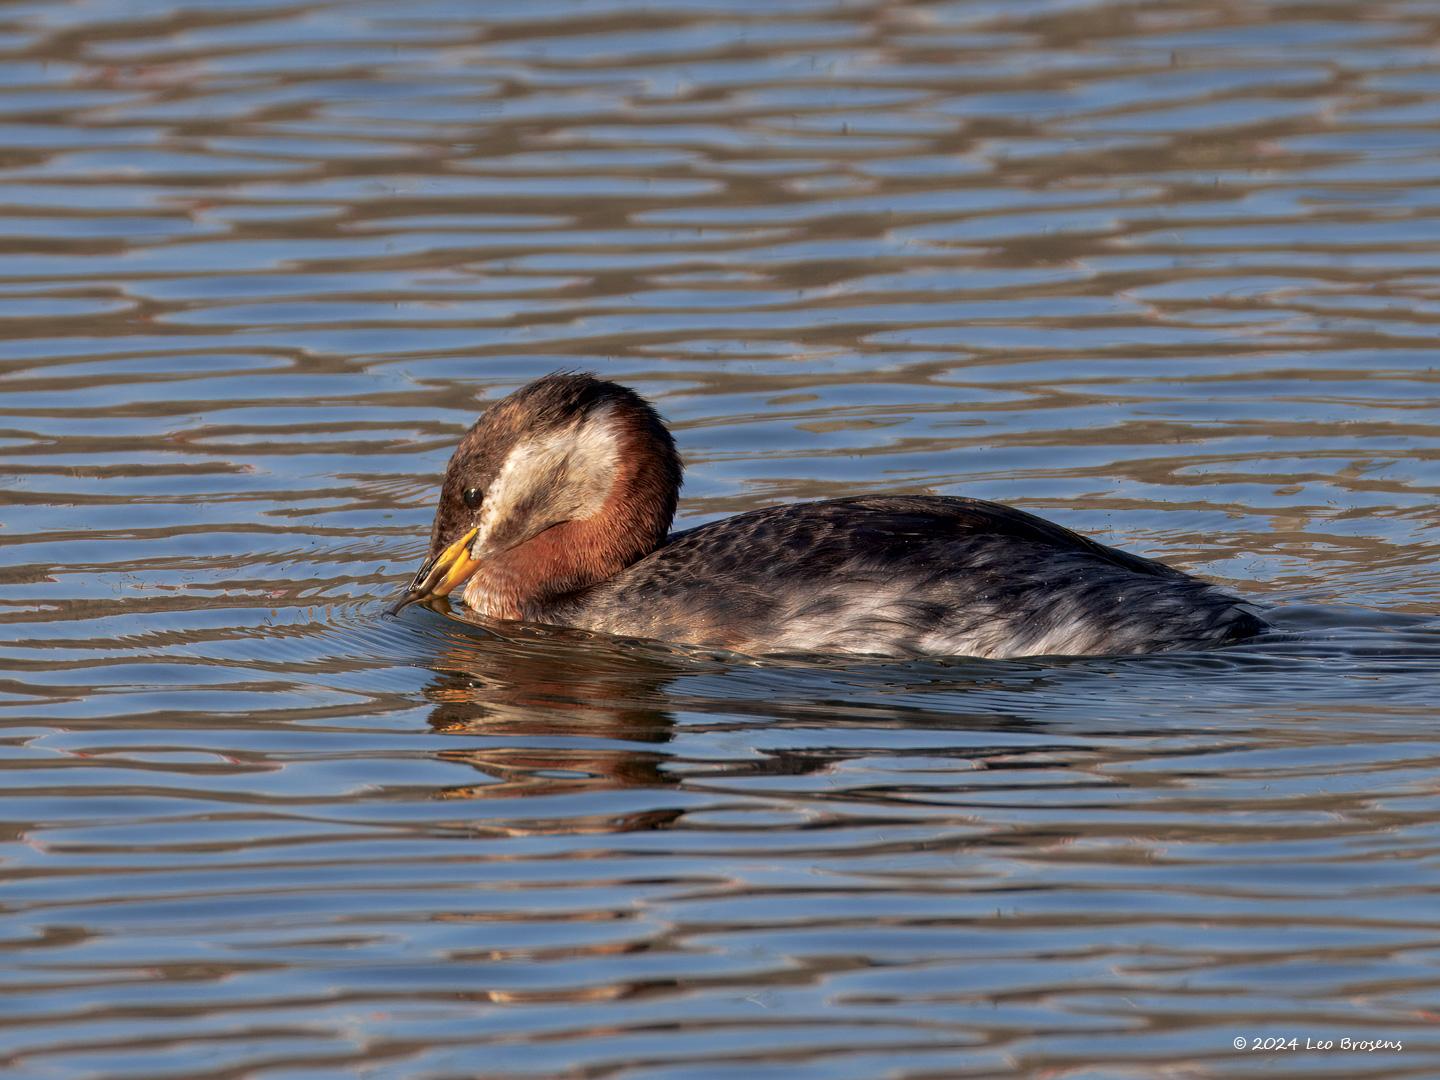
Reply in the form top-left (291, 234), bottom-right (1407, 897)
top-left (390, 526), bottom-right (480, 615)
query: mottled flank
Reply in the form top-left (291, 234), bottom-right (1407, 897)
top-left (409, 374), bottom-right (1266, 659)
top-left (552, 496), bottom-right (1267, 659)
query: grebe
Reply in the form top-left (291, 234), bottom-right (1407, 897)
top-left (397, 373), bottom-right (1267, 658)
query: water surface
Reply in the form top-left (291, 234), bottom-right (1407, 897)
top-left (2, 1), bottom-right (1439, 1076)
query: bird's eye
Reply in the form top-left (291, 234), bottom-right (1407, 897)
top-left (463, 487), bottom-right (483, 510)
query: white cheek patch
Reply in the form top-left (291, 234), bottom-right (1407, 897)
top-left (474, 404), bottom-right (621, 551)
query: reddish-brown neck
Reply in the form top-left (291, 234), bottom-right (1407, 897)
top-left (464, 408), bottom-right (680, 621)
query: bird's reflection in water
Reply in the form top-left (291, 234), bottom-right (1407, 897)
top-left (419, 625), bottom-right (684, 829)
top-left (415, 618), bottom-right (856, 834)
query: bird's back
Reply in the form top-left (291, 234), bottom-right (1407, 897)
top-left (548, 496), bottom-right (1266, 658)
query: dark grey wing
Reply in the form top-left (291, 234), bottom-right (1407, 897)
top-left (549, 496), bottom-right (1257, 657)
top-left (808, 495), bottom-right (1188, 580)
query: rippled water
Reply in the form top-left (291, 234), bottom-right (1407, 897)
top-left (2, 1), bottom-right (1439, 1076)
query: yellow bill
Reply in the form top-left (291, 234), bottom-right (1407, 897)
top-left (391, 526), bottom-right (480, 614)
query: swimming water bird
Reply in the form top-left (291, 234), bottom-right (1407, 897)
top-left (397, 373), bottom-right (1266, 658)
